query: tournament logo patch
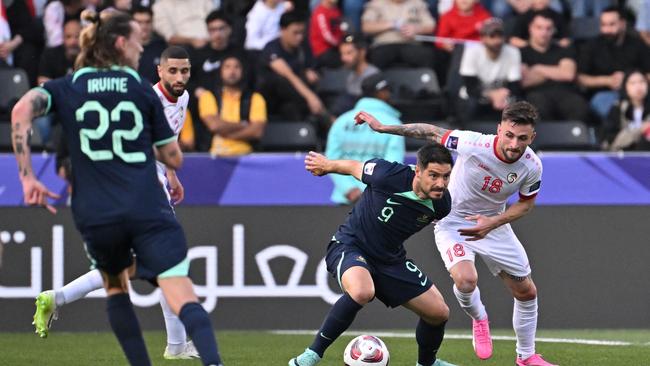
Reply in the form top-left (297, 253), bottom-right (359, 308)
top-left (355, 255), bottom-right (367, 264)
top-left (507, 172), bottom-right (518, 183)
top-left (364, 162), bottom-right (376, 175)
top-left (416, 214), bottom-right (430, 223)
top-left (446, 136), bottom-right (459, 149)
top-left (528, 180), bottom-right (541, 193)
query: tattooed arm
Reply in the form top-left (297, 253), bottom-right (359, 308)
top-left (12, 89), bottom-right (49, 177)
top-left (11, 89), bottom-right (59, 213)
top-left (354, 111), bottom-right (450, 143)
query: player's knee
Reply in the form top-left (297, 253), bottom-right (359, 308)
top-left (347, 286), bottom-right (375, 305)
top-left (423, 302), bottom-right (450, 325)
top-left (435, 302), bottom-right (450, 322)
top-left (454, 274), bottom-right (478, 293)
top-left (513, 281), bottom-right (537, 301)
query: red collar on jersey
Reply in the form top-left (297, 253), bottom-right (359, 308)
top-left (493, 136), bottom-right (519, 164)
top-left (157, 82), bottom-right (178, 103)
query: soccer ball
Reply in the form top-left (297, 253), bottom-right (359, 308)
top-left (343, 335), bottom-right (390, 366)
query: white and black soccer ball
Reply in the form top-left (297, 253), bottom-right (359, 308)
top-left (343, 335), bottom-right (390, 366)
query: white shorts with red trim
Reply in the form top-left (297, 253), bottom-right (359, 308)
top-left (434, 219), bottom-right (531, 277)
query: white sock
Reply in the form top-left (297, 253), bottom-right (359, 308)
top-left (453, 284), bottom-right (487, 320)
top-left (513, 298), bottom-right (538, 360)
top-left (160, 293), bottom-right (187, 350)
top-left (56, 269), bottom-right (103, 306)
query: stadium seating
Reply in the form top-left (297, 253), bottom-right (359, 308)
top-left (259, 121), bottom-right (321, 152)
top-left (534, 120), bottom-right (597, 150)
top-left (384, 67), bottom-right (441, 99)
top-left (465, 121), bottom-right (499, 135)
top-left (465, 120), bottom-right (597, 150)
top-left (316, 68), bottom-right (351, 95)
top-left (0, 68), bottom-right (30, 120)
top-left (444, 44), bottom-right (466, 119)
top-left (570, 17), bottom-right (600, 42)
top-left (384, 67), bottom-right (444, 121)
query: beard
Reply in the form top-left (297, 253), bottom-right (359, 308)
top-left (503, 148), bottom-right (523, 162)
top-left (221, 77), bottom-right (241, 88)
top-left (602, 33), bottom-right (619, 44)
top-left (164, 80), bottom-right (185, 97)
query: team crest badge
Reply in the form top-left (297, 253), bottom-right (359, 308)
top-left (507, 172), bottom-right (518, 183)
top-left (364, 163), bottom-right (376, 175)
top-left (446, 136), bottom-right (459, 149)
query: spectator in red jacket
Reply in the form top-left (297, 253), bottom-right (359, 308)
top-left (309, 0), bottom-right (344, 69)
top-left (435, 0), bottom-right (491, 52)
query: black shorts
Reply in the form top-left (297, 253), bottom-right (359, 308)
top-left (325, 241), bottom-right (433, 308)
top-left (80, 216), bottom-right (187, 280)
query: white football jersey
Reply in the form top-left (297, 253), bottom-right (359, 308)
top-left (153, 82), bottom-right (189, 185)
top-left (439, 130), bottom-right (542, 224)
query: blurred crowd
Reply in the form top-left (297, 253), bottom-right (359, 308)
top-left (2, 0), bottom-right (650, 155)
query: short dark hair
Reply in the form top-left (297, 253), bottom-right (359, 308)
top-left (160, 46), bottom-right (190, 63)
top-left (417, 143), bottom-right (453, 169)
top-left (280, 10), bottom-right (305, 29)
top-left (206, 9), bottom-right (231, 26)
top-left (221, 54), bottom-right (243, 67)
top-left (63, 18), bottom-right (81, 27)
top-left (601, 5), bottom-right (624, 18)
top-left (501, 101), bottom-right (539, 127)
top-left (131, 5), bottom-right (153, 17)
top-left (529, 9), bottom-right (555, 25)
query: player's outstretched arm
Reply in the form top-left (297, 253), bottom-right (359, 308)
top-left (305, 151), bottom-right (363, 181)
top-left (458, 197), bottom-right (536, 241)
top-left (354, 111), bottom-right (449, 143)
top-left (11, 89), bottom-right (60, 213)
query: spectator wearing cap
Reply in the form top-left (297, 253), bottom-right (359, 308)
top-left (257, 11), bottom-right (325, 121)
top-left (330, 34), bottom-right (380, 116)
top-left (198, 55), bottom-right (268, 156)
top-left (361, 0), bottom-right (436, 69)
top-left (325, 72), bottom-right (405, 204)
top-left (456, 17), bottom-right (522, 125)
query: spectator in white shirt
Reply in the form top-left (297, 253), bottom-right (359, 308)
top-left (244, 0), bottom-right (292, 51)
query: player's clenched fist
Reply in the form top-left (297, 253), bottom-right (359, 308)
top-left (305, 151), bottom-right (330, 176)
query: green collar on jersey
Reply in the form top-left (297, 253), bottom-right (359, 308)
top-left (395, 191), bottom-right (434, 211)
top-left (73, 66), bottom-right (141, 83)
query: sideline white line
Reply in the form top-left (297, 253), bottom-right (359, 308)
top-left (270, 330), bottom-right (635, 346)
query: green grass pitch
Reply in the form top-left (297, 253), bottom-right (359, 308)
top-left (0, 329), bottom-right (648, 365)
